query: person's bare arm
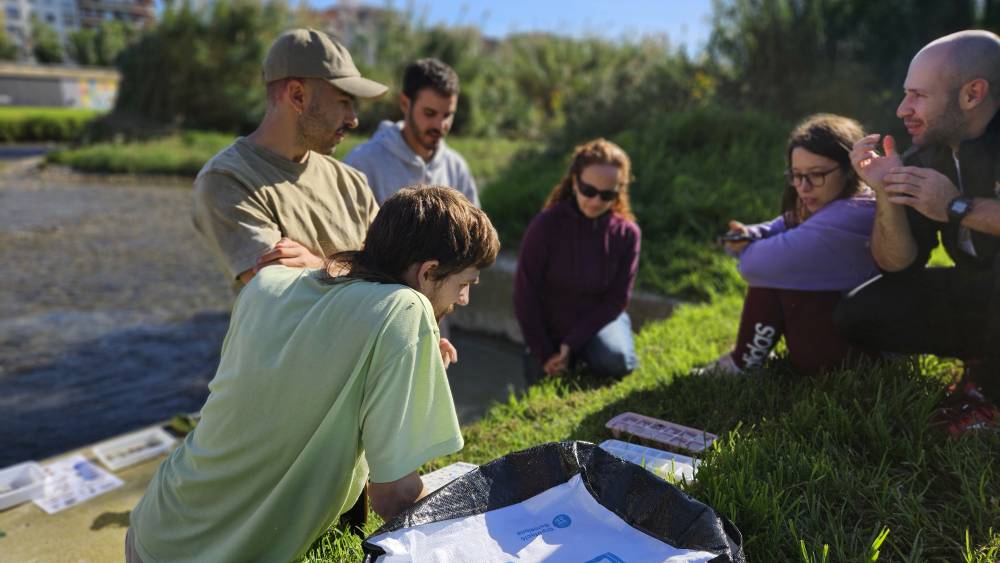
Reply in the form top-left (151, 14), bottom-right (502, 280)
top-left (233, 237), bottom-right (325, 286)
top-left (961, 198), bottom-right (1000, 236)
top-left (368, 471), bottom-right (426, 522)
top-left (851, 134), bottom-right (919, 271)
top-left (254, 237), bottom-right (325, 272)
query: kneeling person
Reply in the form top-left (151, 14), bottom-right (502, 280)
top-left (127, 187), bottom-right (500, 563)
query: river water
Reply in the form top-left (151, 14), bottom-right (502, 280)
top-left (0, 163), bottom-right (524, 467)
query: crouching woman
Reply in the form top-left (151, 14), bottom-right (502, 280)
top-left (514, 138), bottom-right (641, 383)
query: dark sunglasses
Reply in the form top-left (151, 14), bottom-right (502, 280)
top-left (575, 175), bottom-right (620, 202)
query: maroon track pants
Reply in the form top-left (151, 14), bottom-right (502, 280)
top-left (730, 287), bottom-right (871, 376)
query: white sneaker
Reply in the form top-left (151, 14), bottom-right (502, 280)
top-left (691, 352), bottom-right (743, 376)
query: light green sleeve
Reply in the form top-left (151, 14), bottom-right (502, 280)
top-left (360, 298), bottom-right (463, 484)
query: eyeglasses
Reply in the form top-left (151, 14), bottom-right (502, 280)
top-left (785, 167), bottom-right (840, 187)
top-left (575, 175), bottom-right (620, 202)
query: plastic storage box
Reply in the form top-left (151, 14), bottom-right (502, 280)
top-left (0, 462), bottom-right (46, 510)
top-left (599, 439), bottom-right (700, 483)
top-left (93, 427), bottom-right (176, 471)
top-left (606, 412), bottom-right (718, 454)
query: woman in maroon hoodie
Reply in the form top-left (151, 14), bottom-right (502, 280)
top-left (514, 138), bottom-right (641, 384)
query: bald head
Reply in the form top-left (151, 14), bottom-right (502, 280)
top-left (916, 30), bottom-right (1000, 100)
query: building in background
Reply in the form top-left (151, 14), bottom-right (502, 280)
top-left (76, 0), bottom-right (154, 29)
top-left (3, 0), bottom-right (153, 61)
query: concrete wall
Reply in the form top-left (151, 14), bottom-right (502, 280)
top-left (449, 251), bottom-right (681, 344)
top-left (0, 63), bottom-right (119, 109)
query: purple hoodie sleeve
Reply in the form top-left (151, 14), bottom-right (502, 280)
top-left (514, 215), bottom-right (557, 362)
top-left (737, 199), bottom-right (877, 291)
top-left (745, 216), bottom-right (787, 239)
top-left (563, 222), bottom-right (641, 353)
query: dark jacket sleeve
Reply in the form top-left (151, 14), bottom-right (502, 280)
top-left (514, 215), bottom-right (557, 362)
top-left (563, 222), bottom-right (641, 353)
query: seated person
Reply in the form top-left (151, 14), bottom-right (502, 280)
top-left (838, 31), bottom-right (1000, 435)
top-left (702, 114), bottom-right (878, 376)
top-left (514, 138), bottom-right (641, 383)
top-left (125, 187), bottom-right (500, 563)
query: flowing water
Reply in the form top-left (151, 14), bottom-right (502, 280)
top-left (0, 162), bottom-right (524, 467)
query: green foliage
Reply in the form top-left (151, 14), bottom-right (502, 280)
top-left (0, 14), bottom-right (18, 60)
top-left (30, 14), bottom-right (63, 63)
top-left (68, 21), bottom-right (138, 66)
top-left (114, 0), bottom-right (297, 133)
top-left (0, 107), bottom-right (102, 142)
top-left (46, 132), bottom-right (533, 182)
top-left (483, 106), bottom-right (789, 300)
top-left (707, 0), bottom-right (984, 131)
top-left (47, 130), bottom-right (235, 175)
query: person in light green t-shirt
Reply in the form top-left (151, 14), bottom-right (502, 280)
top-left (128, 186), bottom-right (500, 563)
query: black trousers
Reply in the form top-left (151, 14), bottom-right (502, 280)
top-left (834, 261), bottom-right (1000, 400)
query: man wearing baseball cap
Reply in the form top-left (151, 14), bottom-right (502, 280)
top-left (192, 28), bottom-right (389, 288)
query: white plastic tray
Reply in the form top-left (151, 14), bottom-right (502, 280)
top-left (92, 427), bottom-right (176, 471)
top-left (599, 439), bottom-right (700, 483)
top-left (0, 461), bottom-right (46, 511)
top-left (421, 462), bottom-right (477, 494)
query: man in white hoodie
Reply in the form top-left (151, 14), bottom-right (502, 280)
top-left (344, 58), bottom-right (480, 207)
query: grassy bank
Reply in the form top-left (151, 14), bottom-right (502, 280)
top-left (300, 294), bottom-right (998, 562)
top-left (0, 107), bottom-right (103, 143)
top-left (45, 131), bottom-right (534, 186)
top-left (483, 107), bottom-right (791, 300)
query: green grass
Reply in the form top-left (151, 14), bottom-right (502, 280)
top-left (0, 107), bottom-right (104, 142)
top-left (45, 130), bottom-right (536, 185)
top-left (300, 294), bottom-right (999, 562)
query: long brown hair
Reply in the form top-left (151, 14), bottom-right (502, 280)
top-left (782, 114), bottom-right (866, 227)
top-left (543, 138), bottom-right (636, 222)
top-left (327, 186), bottom-right (499, 284)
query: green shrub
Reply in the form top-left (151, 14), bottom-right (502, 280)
top-left (45, 131), bottom-right (532, 182)
top-left (0, 107), bottom-right (103, 142)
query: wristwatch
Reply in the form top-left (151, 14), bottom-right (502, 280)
top-left (947, 196), bottom-right (974, 223)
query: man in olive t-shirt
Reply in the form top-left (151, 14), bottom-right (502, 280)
top-left (192, 28), bottom-right (388, 287)
top-left (129, 187), bottom-right (501, 562)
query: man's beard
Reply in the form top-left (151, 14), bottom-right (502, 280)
top-left (920, 94), bottom-right (965, 147)
top-left (406, 109), bottom-right (442, 152)
top-left (297, 100), bottom-right (345, 155)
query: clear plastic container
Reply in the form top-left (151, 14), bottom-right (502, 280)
top-left (0, 461), bottom-right (46, 510)
top-left (599, 439), bottom-right (699, 483)
top-left (92, 427), bottom-right (176, 471)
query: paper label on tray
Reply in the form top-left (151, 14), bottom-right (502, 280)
top-left (33, 455), bottom-right (123, 514)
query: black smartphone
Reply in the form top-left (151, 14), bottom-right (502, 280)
top-left (717, 232), bottom-right (753, 243)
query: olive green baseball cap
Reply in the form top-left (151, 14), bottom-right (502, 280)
top-left (263, 28), bottom-right (388, 99)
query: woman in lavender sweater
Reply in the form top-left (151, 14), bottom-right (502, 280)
top-left (514, 139), bottom-right (641, 383)
top-left (705, 114), bottom-right (878, 376)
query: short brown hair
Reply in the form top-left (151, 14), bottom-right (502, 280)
top-left (328, 186), bottom-right (499, 284)
top-left (543, 138), bottom-right (636, 222)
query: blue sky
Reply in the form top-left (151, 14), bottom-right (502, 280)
top-left (324, 1), bottom-right (715, 52)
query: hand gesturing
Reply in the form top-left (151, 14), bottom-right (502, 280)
top-left (851, 134), bottom-right (902, 192)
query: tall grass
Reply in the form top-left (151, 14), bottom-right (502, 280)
top-left (0, 107), bottom-right (103, 142)
top-left (45, 131), bottom-right (535, 185)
